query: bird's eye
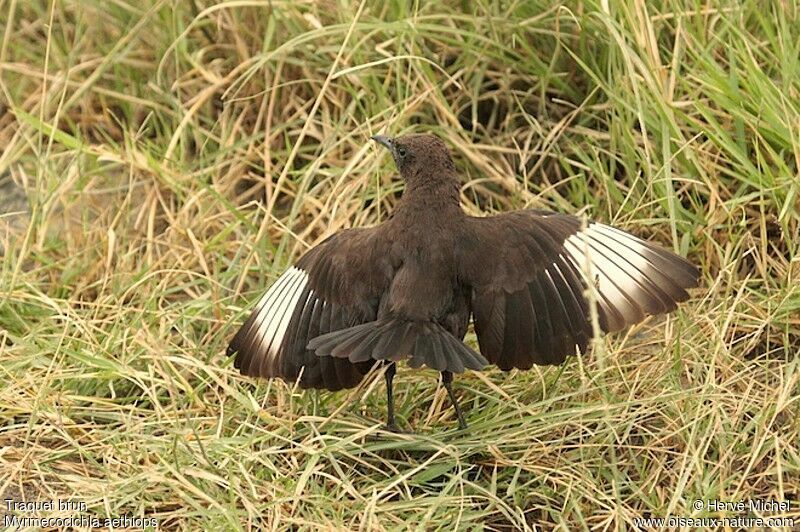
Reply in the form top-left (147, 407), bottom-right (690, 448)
top-left (397, 147), bottom-right (407, 158)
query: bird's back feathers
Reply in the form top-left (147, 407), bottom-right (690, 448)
top-left (227, 135), bottom-right (698, 390)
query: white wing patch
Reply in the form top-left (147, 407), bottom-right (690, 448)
top-left (249, 266), bottom-right (309, 376)
top-left (563, 222), bottom-right (651, 325)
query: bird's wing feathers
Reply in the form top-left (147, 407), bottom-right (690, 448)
top-left (461, 210), bottom-right (699, 370)
top-left (228, 228), bottom-right (392, 390)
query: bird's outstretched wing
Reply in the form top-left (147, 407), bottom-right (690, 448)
top-left (459, 210), bottom-right (699, 370)
top-left (227, 228), bottom-right (393, 390)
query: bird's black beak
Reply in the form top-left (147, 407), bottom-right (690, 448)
top-left (370, 135), bottom-right (394, 151)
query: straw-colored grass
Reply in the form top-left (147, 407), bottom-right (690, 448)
top-left (1, 0), bottom-right (798, 529)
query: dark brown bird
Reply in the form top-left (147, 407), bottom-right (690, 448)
top-left (227, 134), bottom-right (699, 430)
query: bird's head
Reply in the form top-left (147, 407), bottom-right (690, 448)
top-left (371, 134), bottom-right (456, 183)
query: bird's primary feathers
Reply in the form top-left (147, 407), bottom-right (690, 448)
top-left (227, 134), bottom-right (698, 426)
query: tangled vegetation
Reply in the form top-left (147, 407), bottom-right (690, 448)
top-left (1, 0), bottom-right (798, 529)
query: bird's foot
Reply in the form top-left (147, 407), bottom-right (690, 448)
top-left (382, 422), bottom-right (404, 433)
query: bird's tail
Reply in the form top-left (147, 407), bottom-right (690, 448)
top-left (306, 318), bottom-right (487, 373)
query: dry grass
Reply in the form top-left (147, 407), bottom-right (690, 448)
top-left (1, 0), bottom-right (798, 529)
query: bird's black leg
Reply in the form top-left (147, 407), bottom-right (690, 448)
top-left (383, 361), bottom-right (399, 432)
top-left (441, 371), bottom-right (467, 430)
